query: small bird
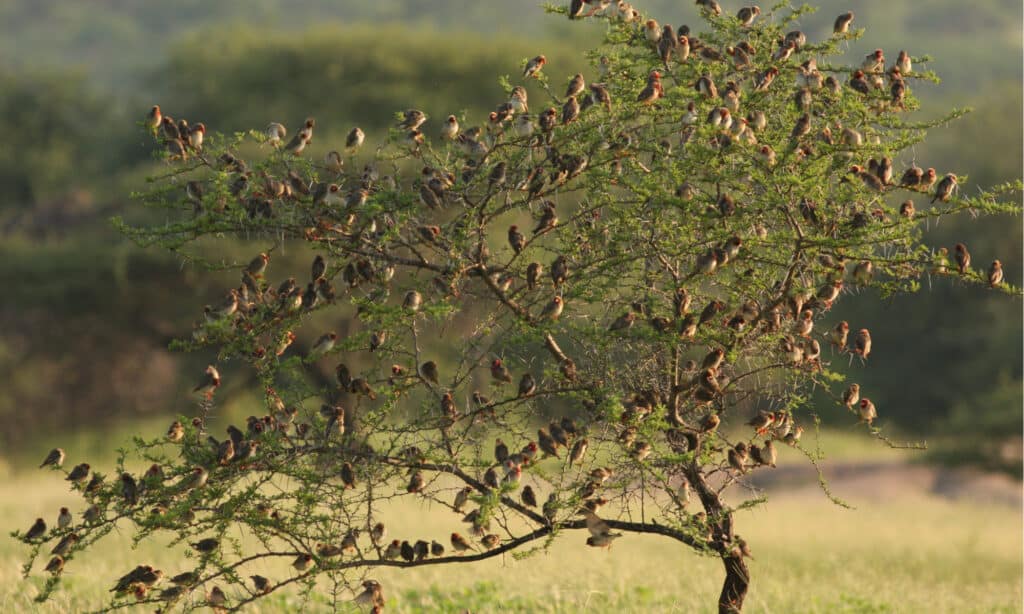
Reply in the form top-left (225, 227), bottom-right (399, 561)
top-left (519, 372), bottom-right (538, 397)
top-left (44, 555), bottom-right (65, 575)
top-left (56, 507), bottom-right (72, 530)
top-left (345, 127), bottom-right (365, 154)
top-left (609, 312), bottom-right (636, 331)
top-left (440, 115), bottom-right (459, 140)
top-left (50, 533), bottom-right (79, 556)
top-left (481, 534), bottom-right (500, 549)
top-left (310, 332), bottom-right (338, 357)
top-left (830, 321), bottom-right (850, 350)
top-left (353, 580), bottom-right (383, 607)
top-left (988, 260), bottom-right (1004, 288)
top-left (539, 296), bottom-right (564, 321)
top-left (179, 466), bottom-right (209, 491)
top-left (495, 438), bottom-right (510, 464)
top-left (40, 448), bottom-right (66, 469)
top-left (858, 398), bottom-right (877, 425)
top-left (736, 5), bottom-right (760, 26)
top-left (954, 243), bottom-right (971, 275)
top-left (637, 70), bottom-right (663, 105)
top-left (853, 328), bottom-right (872, 359)
top-left (843, 383), bottom-right (861, 409)
top-left (523, 55), bottom-right (547, 79)
top-left (265, 122), bottom-right (286, 147)
top-left (191, 538), bottom-right (220, 553)
top-left (398, 109), bottom-right (427, 130)
top-left (193, 365), bottom-right (221, 399)
top-left (453, 486), bottom-right (473, 512)
top-left (292, 553), bottom-right (314, 572)
top-left (728, 443), bottom-right (749, 474)
top-left (383, 540), bottom-right (402, 560)
top-left (417, 360), bottom-right (440, 385)
top-left (524, 485), bottom-right (540, 507)
top-left (508, 225), bottom-right (526, 254)
top-left (538, 428), bottom-right (560, 457)
top-left (24, 518), bottom-right (46, 542)
top-left (491, 358), bottom-right (513, 384)
top-left (586, 532), bottom-right (623, 549)
top-left (833, 11), bottom-right (854, 34)
top-left (145, 105), bottom-right (162, 135)
top-left (407, 470), bottom-right (425, 493)
top-left (932, 174), bottom-right (958, 203)
top-left (450, 532), bottom-right (475, 553)
top-left (251, 575), bottom-right (271, 594)
top-left (66, 463), bottom-right (90, 484)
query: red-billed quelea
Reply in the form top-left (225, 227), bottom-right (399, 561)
top-left (523, 55), bottom-right (547, 79)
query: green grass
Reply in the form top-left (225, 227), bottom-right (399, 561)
top-left (3, 468), bottom-right (1020, 613)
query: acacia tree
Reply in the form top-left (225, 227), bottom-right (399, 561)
top-left (15, 2), bottom-right (1020, 612)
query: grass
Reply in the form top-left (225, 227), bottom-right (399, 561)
top-left (2, 459), bottom-right (1020, 613)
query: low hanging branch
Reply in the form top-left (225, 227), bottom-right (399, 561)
top-left (14, 1), bottom-right (1020, 612)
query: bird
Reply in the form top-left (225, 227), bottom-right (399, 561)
top-left (736, 5), bottom-right (760, 26)
top-left (23, 518), bottom-right (46, 542)
top-left (481, 534), bottom-right (500, 549)
top-left (353, 580), bottom-right (384, 607)
top-left (450, 532), bottom-right (475, 553)
top-left (491, 358), bottom-right (513, 384)
top-left (407, 471), bottom-right (425, 493)
top-left (309, 332), bottom-right (338, 357)
top-left (833, 11), bottom-right (854, 34)
top-left (191, 538), bottom-right (220, 553)
top-left (954, 243), bottom-right (971, 275)
top-left (853, 328), bottom-right (872, 359)
top-left (440, 115), bottom-right (459, 140)
top-left (519, 372), bottom-right (538, 397)
top-left (637, 70), bottom-right (664, 105)
top-left (523, 55), bottom-right (547, 79)
top-left (57, 507), bottom-right (72, 530)
top-left (39, 448), bottom-right (65, 469)
top-left (44, 555), bottom-right (65, 575)
top-left (988, 260), bottom-right (1004, 288)
top-left (66, 463), bottom-right (90, 484)
top-left (539, 296), bottom-right (564, 321)
top-left (933, 174), bottom-right (958, 203)
top-left (345, 127), bottom-right (365, 154)
top-left (251, 575), bottom-right (271, 594)
top-left (292, 553), bottom-right (314, 572)
top-left (843, 383), bottom-right (861, 409)
top-left (858, 399), bottom-right (877, 425)
top-left (193, 365), bottom-right (221, 399)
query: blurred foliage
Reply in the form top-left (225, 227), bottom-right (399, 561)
top-left (0, 0), bottom-right (1019, 471)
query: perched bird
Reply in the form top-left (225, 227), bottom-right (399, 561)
top-left (44, 555), bottom-right (65, 575)
top-left (453, 486), bottom-right (473, 512)
top-left (843, 383), bottom-right (861, 409)
top-left (490, 358), bottom-right (513, 384)
top-left (193, 365), bottom-right (221, 399)
top-left (440, 115), bottom-right (459, 140)
top-left (251, 575), bottom-right (271, 595)
top-left (954, 243), bottom-right (971, 275)
top-left (728, 443), bottom-right (749, 474)
top-left (292, 553), bottom-right (314, 572)
top-left (407, 470), bottom-right (425, 493)
top-left (66, 463), bottom-right (90, 484)
top-left (988, 260), bottom-right (1004, 288)
top-left (830, 321), bottom-right (850, 349)
top-left (23, 518), bottom-right (46, 542)
top-left (179, 466), bottom-right (209, 491)
top-left (586, 532), bottom-right (623, 549)
top-left (539, 296), bottom-right (564, 321)
top-left (40, 448), bottom-right (66, 469)
top-left (345, 127), bottom-right (365, 154)
top-left (637, 70), bottom-right (664, 105)
top-left (858, 398), bottom-right (877, 425)
top-left (508, 225), bottom-right (526, 254)
top-left (481, 534), bottom-right (501, 549)
top-left (450, 532), bottom-right (475, 553)
top-left (310, 332), bottom-right (338, 357)
top-left (853, 328), bottom-right (872, 359)
top-left (354, 580), bottom-right (383, 607)
top-left (518, 372), bottom-right (538, 397)
top-left (57, 507), bottom-right (72, 530)
top-left (537, 428), bottom-right (560, 457)
top-left (523, 55), bottom-right (547, 79)
top-left (50, 533), bottom-right (79, 556)
top-left (191, 538), bottom-right (220, 554)
top-left (932, 174), bottom-right (958, 203)
top-left (737, 5), bottom-right (760, 26)
top-left (833, 11), bottom-right (854, 34)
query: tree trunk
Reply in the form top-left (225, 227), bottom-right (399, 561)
top-left (718, 552), bottom-right (750, 613)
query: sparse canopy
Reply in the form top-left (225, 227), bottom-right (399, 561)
top-left (16, 1), bottom-right (1019, 612)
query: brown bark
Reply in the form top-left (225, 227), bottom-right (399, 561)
top-left (719, 553), bottom-right (750, 613)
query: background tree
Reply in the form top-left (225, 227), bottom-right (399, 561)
top-left (14, 2), bottom-right (1020, 612)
